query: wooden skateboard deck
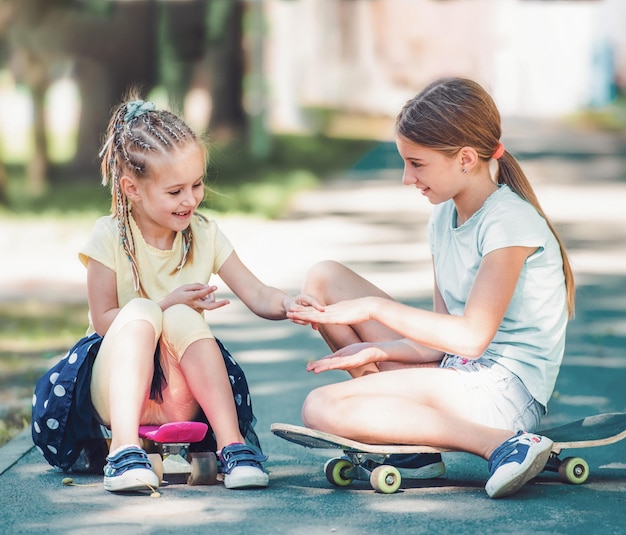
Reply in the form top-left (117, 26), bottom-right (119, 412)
top-left (271, 422), bottom-right (451, 493)
top-left (271, 412), bottom-right (626, 492)
top-left (540, 412), bottom-right (626, 450)
top-left (271, 422), bottom-right (452, 455)
top-left (539, 412), bottom-right (626, 483)
top-left (139, 421), bottom-right (218, 486)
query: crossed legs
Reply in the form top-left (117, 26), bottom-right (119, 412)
top-left (300, 261), bottom-right (513, 460)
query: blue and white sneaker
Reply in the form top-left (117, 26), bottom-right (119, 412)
top-left (485, 431), bottom-right (553, 499)
top-left (366, 453), bottom-right (445, 479)
top-left (103, 445), bottom-right (159, 492)
top-left (219, 443), bottom-right (269, 489)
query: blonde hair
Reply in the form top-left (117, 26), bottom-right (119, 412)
top-left (396, 77), bottom-right (575, 317)
top-left (99, 89), bottom-right (206, 294)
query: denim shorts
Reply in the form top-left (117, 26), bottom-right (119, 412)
top-left (440, 354), bottom-right (545, 432)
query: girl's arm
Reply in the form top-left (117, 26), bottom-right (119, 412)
top-left (87, 259), bottom-right (230, 335)
top-left (290, 246), bottom-right (535, 361)
top-left (217, 251), bottom-right (321, 320)
top-left (371, 270), bottom-right (451, 367)
top-left (87, 259), bottom-right (121, 336)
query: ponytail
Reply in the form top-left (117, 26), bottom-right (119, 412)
top-left (497, 151), bottom-right (575, 317)
top-left (397, 77), bottom-right (575, 318)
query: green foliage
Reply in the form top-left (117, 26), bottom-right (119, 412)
top-left (0, 300), bottom-right (89, 448)
top-left (565, 96), bottom-right (626, 133)
top-left (0, 169), bottom-right (111, 216)
top-left (205, 170), bottom-right (318, 219)
top-left (1, 134), bottom-right (375, 219)
top-left (202, 134), bottom-right (374, 216)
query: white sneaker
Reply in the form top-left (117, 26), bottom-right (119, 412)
top-left (485, 431), bottom-right (552, 499)
top-left (219, 443), bottom-right (269, 489)
top-left (103, 445), bottom-right (160, 492)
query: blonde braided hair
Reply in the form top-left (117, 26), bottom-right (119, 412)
top-left (99, 90), bottom-right (205, 294)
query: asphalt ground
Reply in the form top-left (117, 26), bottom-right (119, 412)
top-left (1, 118), bottom-right (625, 534)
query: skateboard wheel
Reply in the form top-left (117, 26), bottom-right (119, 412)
top-left (188, 452), bottom-right (219, 486)
top-left (148, 453), bottom-right (163, 485)
top-left (370, 465), bottom-right (401, 494)
top-left (324, 458), bottom-right (353, 487)
top-left (558, 456), bottom-right (589, 484)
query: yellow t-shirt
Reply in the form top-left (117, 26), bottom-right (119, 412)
top-left (79, 213), bottom-right (234, 334)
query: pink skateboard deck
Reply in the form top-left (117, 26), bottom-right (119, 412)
top-left (139, 421), bottom-right (218, 485)
top-left (139, 421), bottom-right (208, 444)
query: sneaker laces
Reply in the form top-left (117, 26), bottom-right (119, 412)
top-left (219, 443), bottom-right (267, 474)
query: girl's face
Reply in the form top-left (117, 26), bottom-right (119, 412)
top-left (396, 135), bottom-right (464, 205)
top-left (130, 142), bottom-right (206, 234)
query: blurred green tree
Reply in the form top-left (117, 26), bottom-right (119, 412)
top-left (0, 0), bottom-right (246, 198)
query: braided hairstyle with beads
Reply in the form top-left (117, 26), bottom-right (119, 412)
top-left (98, 90), bottom-right (206, 294)
top-left (396, 77), bottom-right (575, 317)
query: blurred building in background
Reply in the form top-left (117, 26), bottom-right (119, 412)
top-left (265, 0), bottom-right (625, 136)
top-left (0, 0), bottom-right (624, 191)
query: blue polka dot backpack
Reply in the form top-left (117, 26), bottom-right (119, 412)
top-left (32, 334), bottom-right (262, 473)
top-left (31, 333), bottom-right (109, 473)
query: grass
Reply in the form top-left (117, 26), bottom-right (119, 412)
top-left (0, 133), bottom-right (376, 447)
top-left (0, 300), bottom-right (90, 447)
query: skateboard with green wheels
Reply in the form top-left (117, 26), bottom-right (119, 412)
top-left (271, 422), bottom-right (451, 493)
top-left (539, 412), bottom-right (626, 484)
top-left (271, 412), bottom-right (626, 492)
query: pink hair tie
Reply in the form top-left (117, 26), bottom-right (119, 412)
top-left (492, 142), bottom-right (505, 160)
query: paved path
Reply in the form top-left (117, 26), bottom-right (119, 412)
top-left (1, 119), bottom-right (626, 534)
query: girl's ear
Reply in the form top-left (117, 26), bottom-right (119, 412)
top-left (120, 175), bottom-right (140, 201)
top-left (459, 146), bottom-right (479, 171)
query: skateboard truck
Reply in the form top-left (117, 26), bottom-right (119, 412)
top-left (139, 422), bottom-right (219, 486)
top-left (325, 453), bottom-right (403, 494)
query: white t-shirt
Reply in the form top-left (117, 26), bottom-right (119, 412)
top-left (428, 184), bottom-right (568, 406)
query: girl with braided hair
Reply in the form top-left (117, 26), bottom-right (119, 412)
top-left (54, 92), bottom-right (320, 493)
top-left (288, 77), bottom-right (574, 499)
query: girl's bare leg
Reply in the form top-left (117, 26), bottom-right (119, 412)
top-left (303, 260), bottom-right (441, 372)
top-left (91, 299), bottom-right (163, 452)
top-left (302, 261), bottom-right (405, 376)
top-left (106, 321), bottom-right (155, 451)
top-left (178, 338), bottom-right (244, 450)
top-left (302, 367), bottom-right (512, 459)
top-left (158, 303), bottom-right (246, 450)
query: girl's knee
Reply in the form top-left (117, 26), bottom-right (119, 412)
top-left (301, 386), bottom-right (333, 429)
top-left (162, 304), bottom-right (208, 331)
top-left (112, 298), bottom-right (162, 335)
top-left (121, 298), bottom-right (161, 319)
top-left (303, 260), bottom-right (344, 297)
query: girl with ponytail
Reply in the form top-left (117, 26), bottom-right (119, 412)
top-left (289, 77), bottom-right (574, 499)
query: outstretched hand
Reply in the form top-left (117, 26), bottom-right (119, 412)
top-left (284, 293), bottom-right (325, 325)
top-left (306, 342), bottom-right (384, 374)
top-left (287, 296), bottom-right (375, 327)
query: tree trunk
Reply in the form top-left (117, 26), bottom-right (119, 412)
top-left (206, 0), bottom-right (246, 140)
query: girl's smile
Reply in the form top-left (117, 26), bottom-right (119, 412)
top-left (395, 135), bottom-right (460, 205)
top-left (122, 142), bottom-right (206, 249)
